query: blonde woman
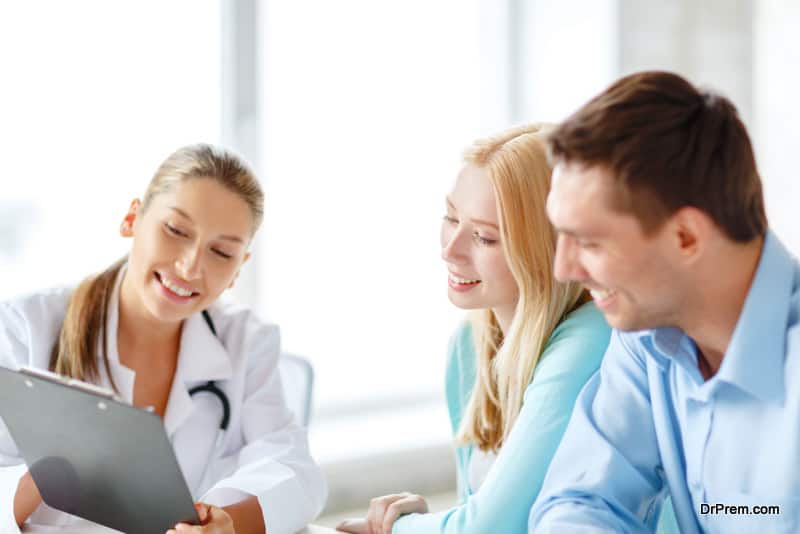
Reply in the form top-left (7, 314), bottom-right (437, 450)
top-left (337, 125), bottom-right (611, 534)
top-left (0, 145), bottom-right (326, 534)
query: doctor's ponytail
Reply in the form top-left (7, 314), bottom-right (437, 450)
top-left (49, 257), bottom-right (126, 390)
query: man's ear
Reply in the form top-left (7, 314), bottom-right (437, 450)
top-left (669, 206), bottom-right (714, 265)
top-left (120, 199), bottom-right (142, 238)
top-left (228, 252), bottom-right (251, 289)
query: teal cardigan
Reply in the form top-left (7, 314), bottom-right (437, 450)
top-left (393, 302), bottom-right (611, 533)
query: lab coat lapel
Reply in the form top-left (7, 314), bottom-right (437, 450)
top-left (97, 263), bottom-right (232, 435)
top-left (164, 311), bottom-right (232, 437)
top-left (96, 264), bottom-right (135, 401)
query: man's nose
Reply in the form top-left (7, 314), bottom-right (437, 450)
top-left (553, 234), bottom-right (586, 283)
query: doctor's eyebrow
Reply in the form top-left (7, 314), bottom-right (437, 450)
top-left (168, 206), bottom-right (245, 243)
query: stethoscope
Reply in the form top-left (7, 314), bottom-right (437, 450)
top-left (186, 310), bottom-right (230, 489)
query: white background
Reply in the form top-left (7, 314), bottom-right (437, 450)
top-left (1, 2), bottom-right (798, 498)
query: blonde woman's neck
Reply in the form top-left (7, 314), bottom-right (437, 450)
top-left (492, 304), bottom-right (515, 336)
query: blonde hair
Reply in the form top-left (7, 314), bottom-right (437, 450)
top-left (456, 124), bottom-right (588, 452)
top-left (50, 144), bottom-right (263, 388)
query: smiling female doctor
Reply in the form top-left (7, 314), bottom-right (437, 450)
top-left (0, 144), bottom-right (327, 534)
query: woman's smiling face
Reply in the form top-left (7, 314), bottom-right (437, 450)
top-left (121, 177), bottom-right (253, 324)
top-left (440, 164), bottom-right (518, 317)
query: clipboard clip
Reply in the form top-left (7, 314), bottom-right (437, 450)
top-left (19, 366), bottom-right (123, 403)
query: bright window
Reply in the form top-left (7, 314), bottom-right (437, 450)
top-left (255, 0), bottom-right (618, 418)
top-left (0, 1), bottom-right (221, 299)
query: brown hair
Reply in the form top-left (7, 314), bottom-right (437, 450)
top-left (50, 144), bottom-right (263, 388)
top-left (547, 70), bottom-right (767, 242)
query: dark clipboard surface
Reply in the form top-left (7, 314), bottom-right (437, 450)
top-left (0, 366), bottom-right (200, 534)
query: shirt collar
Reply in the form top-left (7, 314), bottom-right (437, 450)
top-left (651, 327), bottom-right (687, 359)
top-left (164, 308), bottom-right (232, 436)
top-left (639, 231), bottom-right (796, 402)
top-left (174, 309), bottom-right (232, 383)
top-left (713, 230), bottom-right (795, 402)
top-left (648, 327), bottom-right (702, 379)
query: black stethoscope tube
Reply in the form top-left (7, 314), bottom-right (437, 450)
top-left (187, 310), bottom-right (230, 431)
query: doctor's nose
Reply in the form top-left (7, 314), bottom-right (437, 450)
top-left (175, 245), bottom-right (202, 281)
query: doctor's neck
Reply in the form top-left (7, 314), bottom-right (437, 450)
top-left (117, 274), bottom-right (183, 358)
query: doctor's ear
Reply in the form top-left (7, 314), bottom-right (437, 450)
top-left (227, 252), bottom-right (251, 289)
top-left (120, 199), bottom-right (142, 238)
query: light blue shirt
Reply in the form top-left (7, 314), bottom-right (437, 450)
top-left (529, 230), bottom-right (800, 533)
top-left (394, 302), bottom-right (611, 533)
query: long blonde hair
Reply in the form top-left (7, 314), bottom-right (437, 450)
top-left (456, 124), bottom-right (588, 452)
top-left (50, 144), bottom-right (263, 388)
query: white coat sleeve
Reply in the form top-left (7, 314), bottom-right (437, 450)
top-left (200, 320), bottom-right (327, 534)
top-left (0, 301), bottom-right (31, 534)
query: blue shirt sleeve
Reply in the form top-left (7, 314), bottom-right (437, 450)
top-left (529, 330), bottom-right (671, 533)
top-left (394, 304), bottom-right (610, 534)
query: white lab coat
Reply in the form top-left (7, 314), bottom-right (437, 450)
top-left (0, 268), bottom-right (327, 534)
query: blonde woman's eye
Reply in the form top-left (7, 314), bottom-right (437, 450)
top-left (165, 223), bottom-right (187, 237)
top-left (443, 215), bottom-right (458, 224)
top-left (473, 232), bottom-right (497, 246)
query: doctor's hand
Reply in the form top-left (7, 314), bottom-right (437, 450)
top-left (167, 502), bottom-right (234, 534)
top-left (13, 471), bottom-right (43, 527)
top-left (336, 492), bottom-right (428, 534)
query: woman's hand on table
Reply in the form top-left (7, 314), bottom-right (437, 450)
top-left (336, 492), bottom-right (428, 534)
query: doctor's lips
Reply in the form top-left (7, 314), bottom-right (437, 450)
top-left (448, 272), bottom-right (481, 292)
top-left (155, 272), bottom-right (200, 299)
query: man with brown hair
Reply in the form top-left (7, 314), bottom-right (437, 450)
top-left (529, 71), bottom-right (797, 533)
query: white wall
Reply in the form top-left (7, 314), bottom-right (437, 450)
top-left (0, 1), bottom-right (222, 300)
top-left (516, 0), bottom-right (619, 123)
top-left (754, 0), bottom-right (800, 254)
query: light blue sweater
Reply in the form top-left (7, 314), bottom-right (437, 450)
top-left (393, 302), bottom-right (611, 533)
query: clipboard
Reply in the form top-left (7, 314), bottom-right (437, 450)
top-left (0, 365), bottom-right (200, 534)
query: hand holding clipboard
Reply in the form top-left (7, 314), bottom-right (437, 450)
top-left (0, 366), bottom-right (200, 534)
